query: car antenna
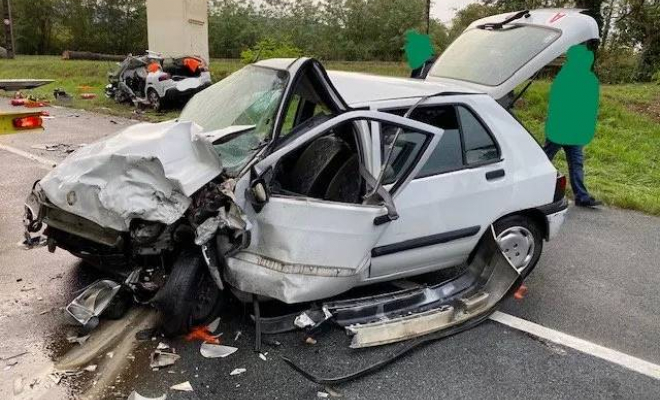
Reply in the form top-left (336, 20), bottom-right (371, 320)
top-left (477, 9), bottom-right (530, 30)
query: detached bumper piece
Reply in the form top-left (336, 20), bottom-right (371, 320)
top-left (283, 227), bottom-right (523, 384)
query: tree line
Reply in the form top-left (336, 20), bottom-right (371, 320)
top-left (2, 0), bottom-right (658, 82)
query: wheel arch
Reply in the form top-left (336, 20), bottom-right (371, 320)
top-left (495, 208), bottom-right (549, 241)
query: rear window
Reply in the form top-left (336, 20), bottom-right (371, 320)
top-left (427, 25), bottom-right (560, 86)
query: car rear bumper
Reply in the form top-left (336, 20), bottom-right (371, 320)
top-left (538, 197), bottom-right (568, 240)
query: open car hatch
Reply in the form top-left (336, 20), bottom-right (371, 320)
top-left (425, 9), bottom-right (599, 100)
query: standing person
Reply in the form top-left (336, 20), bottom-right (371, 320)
top-left (544, 44), bottom-right (601, 208)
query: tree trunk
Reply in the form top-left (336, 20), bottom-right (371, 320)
top-left (62, 50), bottom-right (126, 61)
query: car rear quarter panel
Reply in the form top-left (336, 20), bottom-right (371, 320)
top-left (469, 96), bottom-right (557, 215)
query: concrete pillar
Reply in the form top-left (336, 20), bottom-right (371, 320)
top-left (146, 0), bottom-right (209, 63)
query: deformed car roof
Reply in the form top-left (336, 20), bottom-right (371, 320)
top-left (327, 71), bottom-right (481, 107)
top-left (252, 58), bottom-right (481, 108)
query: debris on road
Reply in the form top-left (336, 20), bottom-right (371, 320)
top-left (514, 284), bottom-right (529, 300)
top-left (66, 332), bottom-right (90, 345)
top-left (65, 279), bottom-right (122, 329)
top-left (234, 331), bottom-right (242, 341)
top-left (156, 342), bottom-right (170, 350)
top-left (185, 326), bottom-right (220, 344)
top-left (294, 312), bottom-right (315, 329)
top-left (83, 364), bottom-right (97, 372)
top-left (207, 317), bottom-right (221, 333)
top-left (199, 343), bottom-right (237, 359)
top-left (230, 368), bottom-right (246, 376)
top-left (317, 392), bottom-right (329, 398)
top-left (170, 381), bottom-right (193, 391)
top-left (258, 353), bottom-right (267, 361)
top-left (31, 143), bottom-right (83, 154)
top-left (149, 350), bottom-right (180, 369)
top-left (305, 337), bottom-right (317, 345)
top-left (324, 386), bottom-right (343, 397)
top-left (127, 391), bottom-right (167, 400)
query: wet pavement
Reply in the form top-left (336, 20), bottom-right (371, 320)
top-left (0, 100), bottom-right (659, 399)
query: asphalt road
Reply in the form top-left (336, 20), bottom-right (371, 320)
top-left (0, 101), bottom-right (659, 399)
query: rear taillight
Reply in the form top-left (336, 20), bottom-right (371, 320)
top-left (553, 173), bottom-right (567, 202)
top-left (158, 73), bottom-right (172, 81)
top-left (13, 115), bottom-right (43, 130)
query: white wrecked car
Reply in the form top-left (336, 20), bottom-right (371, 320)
top-left (24, 9), bottom-right (596, 341)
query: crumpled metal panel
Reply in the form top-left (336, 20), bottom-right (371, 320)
top-left (39, 121), bottom-right (223, 231)
top-left (225, 252), bottom-right (366, 303)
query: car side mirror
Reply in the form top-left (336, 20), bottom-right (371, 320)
top-left (247, 180), bottom-right (269, 213)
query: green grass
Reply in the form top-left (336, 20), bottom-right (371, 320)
top-left (1, 56), bottom-right (659, 215)
top-left (516, 81), bottom-right (660, 215)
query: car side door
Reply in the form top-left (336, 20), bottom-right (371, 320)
top-left (232, 110), bottom-right (443, 300)
top-left (368, 97), bottom-right (514, 280)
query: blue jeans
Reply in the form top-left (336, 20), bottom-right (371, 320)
top-left (543, 140), bottom-right (591, 202)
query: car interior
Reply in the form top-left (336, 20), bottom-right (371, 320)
top-left (268, 65), bottom-right (366, 204)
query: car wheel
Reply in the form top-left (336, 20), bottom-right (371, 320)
top-left (147, 88), bottom-right (162, 112)
top-left (152, 248), bottom-right (224, 337)
top-left (494, 215), bottom-right (543, 276)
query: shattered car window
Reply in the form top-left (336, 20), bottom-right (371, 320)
top-left (428, 25), bottom-right (560, 86)
top-left (179, 66), bottom-right (288, 173)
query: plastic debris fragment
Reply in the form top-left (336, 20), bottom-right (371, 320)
top-left (149, 350), bottom-right (180, 369)
top-left (207, 317), bottom-right (221, 333)
top-left (126, 391), bottom-right (167, 400)
top-left (294, 312), bottom-right (315, 329)
top-left (230, 368), bottom-right (246, 376)
top-left (200, 343), bottom-right (237, 359)
top-left (170, 381), bottom-right (193, 391)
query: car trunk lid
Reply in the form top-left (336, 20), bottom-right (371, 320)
top-left (425, 9), bottom-right (599, 100)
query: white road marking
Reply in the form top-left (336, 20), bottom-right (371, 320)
top-left (490, 311), bottom-right (660, 380)
top-left (0, 143), bottom-right (57, 169)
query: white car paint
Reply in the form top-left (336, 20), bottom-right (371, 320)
top-left (38, 120), bottom-right (223, 231)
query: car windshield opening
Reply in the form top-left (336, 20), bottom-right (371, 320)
top-left (179, 65), bottom-right (289, 174)
top-left (427, 25), bottom-right (560, 86)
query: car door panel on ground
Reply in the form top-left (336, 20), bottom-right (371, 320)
top-left (368, 98), bottom-right (514, 280)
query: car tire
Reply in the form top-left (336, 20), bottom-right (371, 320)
top-left (152, 248), bottom-right (224, 337)
top-left (493, 215), bottom-right (543, 277)
top-left (147, 88), bottom-right (162, 112)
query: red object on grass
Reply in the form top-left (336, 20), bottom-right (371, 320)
top-left (184, 326), bottom-right (221, 344)
top-left (80, 93), bottom-right (96, 100)
top-left (12, 115), bottom-right (43, 130)
top-left (11, 98), bottom-right (26, 106)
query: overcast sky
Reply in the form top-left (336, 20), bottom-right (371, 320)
top-left (431, 0), bottom-right (477, 23)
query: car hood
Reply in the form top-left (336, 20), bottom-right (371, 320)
top-left (39, 120), bottom-right (223, 231)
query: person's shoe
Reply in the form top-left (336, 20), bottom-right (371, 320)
top-left (575, 197), bottom-right (602, 208)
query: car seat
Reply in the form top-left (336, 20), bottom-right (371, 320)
top-left (287, 135), bottom-right (352, 199)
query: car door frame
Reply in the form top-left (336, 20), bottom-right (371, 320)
top-left (364, 96), bottom-right (514, 281)
top-left (234, 110), bottom-right (444, 283)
